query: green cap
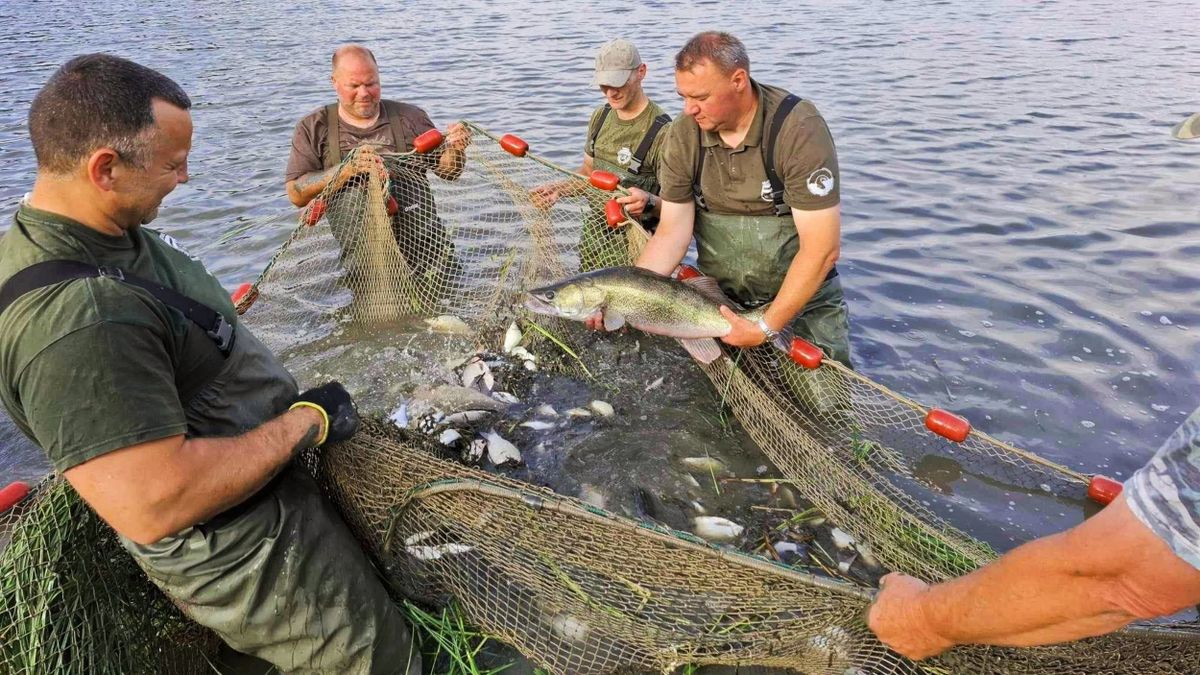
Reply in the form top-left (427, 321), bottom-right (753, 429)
top-left (1172, 112), bottom-right (1200, 140)
top-left (592, 39), bottom-right (641, 88)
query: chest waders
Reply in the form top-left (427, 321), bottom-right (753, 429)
top-left (692, 94), bottom-right (851, 370)
top-left (580, 105), bottom-right (671, 270)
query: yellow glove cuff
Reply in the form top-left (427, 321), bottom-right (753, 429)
top-left (289, 401), bottom-right (329, 446)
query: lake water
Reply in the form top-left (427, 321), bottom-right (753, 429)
top-left (1, 0), bottom-right (1197, 547)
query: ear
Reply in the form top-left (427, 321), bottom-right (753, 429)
top-left (637, 63), bottom-right (647, 79)
top-left (85, 148), bottom-right (121, 192)
top-left (731, 68), bottom-right (749, 92)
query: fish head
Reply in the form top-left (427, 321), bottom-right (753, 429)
top-left (524, 278), bottom-right (606, 321)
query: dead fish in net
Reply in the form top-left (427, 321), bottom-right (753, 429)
top-left (523, 266), bottom-right (791, 364)
top-left (679, 456), bottom-right (726, 474)
top-left (503, 321), bottom-right (523, 353)
top-left (425, 314), bottom-right (472, 335)
top-left (483, 430), bottom-right (522, 467)
top-left (692, 516), bottom-right (744, 543)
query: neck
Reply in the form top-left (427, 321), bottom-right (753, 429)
top-left (338, 104), bottom-right (380, 129)
top-left (719, 86), bottom-right (760, 146)
top-left (27, 175), bottom-right (126, 237)
top-left (614, 90), bottom-right (650, 121)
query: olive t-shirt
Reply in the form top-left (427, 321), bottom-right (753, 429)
top-left (284, 100), bottom-right (438, 181)
top-left (657, 80), bottom-right (840, 215)
top-left (0, 205), bottom-right (246, 472)
top-left (584, 100), bottom-right (670, 180)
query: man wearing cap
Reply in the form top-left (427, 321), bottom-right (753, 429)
top-left (286, 44), bottom-right (469, 305)
top-left (619, 31), bottom-right (851, 369)
top-left (531, 39), bottom-right (672, 270)
top-left (1, 54), bottom-right (420, 672)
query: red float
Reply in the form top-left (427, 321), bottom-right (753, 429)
top-left (1087, 475), bottom-right (1123, 506)
top-left (386, 195), bottom-right (399, 216)
top-left (231, 282), bottom-right (255, 306)
top-left (0, 481), bottom-right (30, 514)
top-left (676, 264), bottom-right (702, 281)
top-left (413, 128), bottom-right (444, 154)
top-left (304, 198), bottom-right (326, 226)
top-left (589, 170), bottom-right (620, 191)
top-left (925, 409), bottom-right (971, 443)
top-left (787, 337), bottom-right (824, 369)
top-left (499, 134), bottom-right (528, 157)
top-left (605, 199), bottom-right (625, 228)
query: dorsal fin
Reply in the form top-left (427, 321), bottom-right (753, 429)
top-left (682, 274), bottom-right (744, 311)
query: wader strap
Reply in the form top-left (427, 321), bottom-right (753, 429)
top-left (0, 260), bottom-right (235, 356)
top-left (586, 104), bottom-right (612, 156)
top-left (381, 100), bottom-right (408, 151)
top-left (628, 113), bottom-right (671, 176)
top-left (692, 126), bottom-right (708, 210)
top-left (323, 103), bottom-right (341, 169)
top-left (764, 94), bottom-right (802, 216)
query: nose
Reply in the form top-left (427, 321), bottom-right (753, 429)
top-left (177, 161), bottom-right (189, 184)
top-left (684, 100), bottom-right (700, 117)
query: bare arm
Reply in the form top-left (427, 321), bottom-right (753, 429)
top-left (432, 122), bottom-right (471, 181)
top-left (719, 205), bottom-right (840, 346)
top-left (286, 166), bottom-right (339, 207)
top-left (868, 493), bottom-right (1200, 659)
top-left (634, 199), bottom-right (694, 275)
top-left (64, 406), bottom-right (324, 545)
top-left (285, 146), bottom-right (386, 207)
top-left (530, 155), bottom-right (595, 209)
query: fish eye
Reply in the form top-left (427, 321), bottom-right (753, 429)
top-left (542, 290), bottom-right (556, 300)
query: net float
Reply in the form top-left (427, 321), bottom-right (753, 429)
top-left (675, 264), bottom-right (702, 281)
top-left (925, 408), bottom-right (971, 443)
top-left (1087, 475), bottom-right (1123, 505)
top-left (0, 481), bottom-right (30, 514)
top-left (386, 195), bottom-right (399, 216)
top-left (499, 133), bottom-right (528, 157)
top-left (304, 198), bottom-right (326, 226)
top-left (787, 337), bottom-right (824, 369)
top-left (413, 128), bottom-right (444, 154)
top-left (589, 170), bottom-right (620, 191)
top-left (605, 199), bottom-right (625, 228)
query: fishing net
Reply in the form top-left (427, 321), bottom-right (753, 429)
top-left (2, 122), bottom-right (1199, 673)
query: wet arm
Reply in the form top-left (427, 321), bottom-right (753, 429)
top-left (634, 199), bottom-right (694, 275)
top-left (286, 167), bottom-right (340, 207)
top-left (433, 146), bottom-right (466, 180)
top-left (761, 205), bottom-right (840, 332)
top-left (869, 494), bottom-right (1200, 659)
top-left (64, 406), bottom-right (325, 545)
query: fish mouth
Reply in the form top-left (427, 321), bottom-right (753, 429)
top-left (523, 293), bottom-right (558, 316)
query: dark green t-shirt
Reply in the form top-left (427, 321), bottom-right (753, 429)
top-left (0, 205), bottom-right (281, 472)
top-left (657, 80), bottom-right (840, 215)
top-left (584, 100), bottom-right (670, 181)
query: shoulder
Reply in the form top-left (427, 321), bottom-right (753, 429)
top-left (759, 83), bottom-right (832, 143)
top-left (293, 105), bottom-right (327, 133)
top-left (587, 104), bottom-right (610, 130)
top-left (383, 99), bottom-right (432, 123)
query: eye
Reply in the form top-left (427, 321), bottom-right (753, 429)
top-left (542, 291), bottom-right (556, 300)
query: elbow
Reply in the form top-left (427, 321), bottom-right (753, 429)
top-left (121, 482), bottom-right (193, 545)
top-left (820, 245), bottom-right (841, 274)
top-left (1106, 576), bottom-right (1194, 621)
top-left (285, 183), bottom-right (309, 208)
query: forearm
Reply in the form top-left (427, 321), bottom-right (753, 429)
top-left (635, 200), bottom-right (693, 275)
top-left (762, 246), bottom-right (837, 330)
top-left (918, 532), bottom-right (1139, 649)
top-left (433, 147), bottom-right (466, 180)
top-left (132, 407), bottom-right (322, 543)
top-left (286, 167), bottom-right (339, 207)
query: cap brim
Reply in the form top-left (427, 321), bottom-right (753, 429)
top-left (592, 69), bottom-right (633, 88)
top-left (1171, 113), bottom-right (1200, 140)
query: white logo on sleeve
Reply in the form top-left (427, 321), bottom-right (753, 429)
top-left (616, 147), bottom-right (632, 166)
top-left (155, 231), bottom-right (202, 262)
top-left (806, 168), bottom-right (836, 197)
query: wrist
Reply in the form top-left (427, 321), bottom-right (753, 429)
top-left (289, 401), bottom-right (329, 446)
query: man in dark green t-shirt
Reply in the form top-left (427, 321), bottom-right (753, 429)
top-left (595, 32), bottom-right (851, 369)
top-left (0, 54), bottom-right (419, 673)
top-left (530, 38), bottom-right (673, 269)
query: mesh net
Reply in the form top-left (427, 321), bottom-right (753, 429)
top-left (3, 121), bottom-right (1200, 673)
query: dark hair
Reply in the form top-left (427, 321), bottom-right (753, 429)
top-left (332, 44), bottom-right (378, 71)
top-left (28, 54), bottom-right (191, 174)
top-left (675, 31), bottom-right (750, 75)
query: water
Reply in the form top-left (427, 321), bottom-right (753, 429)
top-left (1, 0), bottom-right (1197, 551)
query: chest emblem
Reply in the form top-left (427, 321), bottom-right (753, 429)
top-left (616, 147), bottom-right (632, 166)
top-left (806, 168), bottom-right (836, 197)
top-left (760, 180), bottom-right (774, 202)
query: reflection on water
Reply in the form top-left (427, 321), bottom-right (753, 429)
top-left (0, 1), bottom-right (1197, 551)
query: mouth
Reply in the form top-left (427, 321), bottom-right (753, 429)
top-left (522, 294), bottom-right (556, 315)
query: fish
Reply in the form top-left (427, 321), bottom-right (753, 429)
top-left (425, 314), bottom-right (472, 335)
top-left (589, 400), bottom-right (614, 417)
top-left (503, 321), bottom-right (523, 353)
top-left (483, 430), bottom-right (522, 467)
top-left (692, 516), bottom-right (744, 543)
top-left (524, 267), bottom-right (790, 364)
top-left (679, 456), bottom-right (727, 474)
top-left (519, 420), bottom-right (555, 431)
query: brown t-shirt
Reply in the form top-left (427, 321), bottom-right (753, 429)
top-left (284, 100), bottom-right (437, 181)
top-left (658, 80), bottom-right (840, 215)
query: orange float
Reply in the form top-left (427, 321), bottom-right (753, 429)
top-left (412, 128), bottom-right (444, 154)
top-left (925, 409), bottom-right (971, 443)
top-left (499, 134), bottom-right (528, 157)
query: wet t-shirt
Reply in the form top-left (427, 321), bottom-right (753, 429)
top-left (1126, 407), bottom-right (1200, 570)
top-left (657, 80), bottom-right (840, 215)
top-left (584, 99), bottom-right (670, 186)
top-left (285, 99), bottom-right (438, 181)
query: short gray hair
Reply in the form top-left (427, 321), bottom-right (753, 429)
top-left (675, 32), bottom-right (750, 75)
top-left (332, 44), bottom-right (377, 72)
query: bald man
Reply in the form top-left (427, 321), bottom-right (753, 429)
top-left (285, 44), bottom-right (468, 302)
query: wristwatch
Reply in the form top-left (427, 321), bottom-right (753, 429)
top-left (756, 318), bottom-right (780, 340)
top-left (646, 193), bottom-right (659, 212)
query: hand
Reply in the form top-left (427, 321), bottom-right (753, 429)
top-left (340, 145), bottom-right (387, 183)
top-left (293, 381), bottom-right (360, 445)
top-left (445, 123), bottom-right (471, 151)
top-left (529, 184), bottom-right (561, 211)
top-left (718, 306), bottom-right (767, 347)
top-left (616, 187), bottom-right (650, 217)
top-left (867, 573), bottom-right (954, 660)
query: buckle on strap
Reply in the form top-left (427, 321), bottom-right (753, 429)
top-left (97, 266), bottom-right (125, 281)
top-left (628, 158), bottom-right (643, 175)
top-left (207, 315), bottom-right (235, 354)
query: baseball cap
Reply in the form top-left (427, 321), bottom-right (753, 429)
top-left (1172, 112), bottom-right (1200, 140)
top-left (592, 39), bottom-right (641, 88)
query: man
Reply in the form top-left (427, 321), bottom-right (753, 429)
top-left (286, 44), bottom-right (469, 304)
top-left (530, 38), bottom-right (672, 270)
top-left (602, 32), bottom-right (851, 368)
top-left (868, 409), bottom-right (1200, 659)
top-left (0, 54), bottom-right (420, 673)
